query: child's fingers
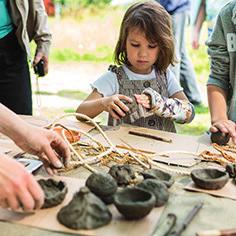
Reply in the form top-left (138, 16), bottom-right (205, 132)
top-left (142, 103), bottom-right (151, 109)
top-left (211, 120), bottom-right (236, 143)
top-left (115, 99), bottom-right (129, 113)
top-left (113, 102), bottom-right (127, 116)
top-left (209, 126), bottom-right (218, 133)
top-left (117, 94), bottom-right (133, 103)
top-left (110, 109), bottom-right (122, 120)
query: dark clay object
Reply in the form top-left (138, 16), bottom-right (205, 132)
top-left (210, 131), bottom-right (230, 145)
top-left (233, 178), bottom-right (236, 185)
top-left (38, 179), bottom-right (68, 208)
top-left (191, 168), bottom-right (229, 190)
top-left (114, 187), bottom-right (155, 220)
top-left (141, 169), bottom-right (174, 188)
top-left (109, 164), bottom-right (135, 186)
top-left (57, 187), bottom-right (112, 229)
top-left (225, 163), bottom-right (236, 178)
top-left (137, 179), bottom-right (169, 207)
top-left (85, 172), bottom-right (117, 204)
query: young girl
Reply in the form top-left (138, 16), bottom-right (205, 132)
top-left (77, 1), bottom-right (194, 132)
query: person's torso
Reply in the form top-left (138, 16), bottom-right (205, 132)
top-left (107, 65), bottom-right (176, 132)
top-left (0, 0), bottom-right (13, 39)
top-left (206, 0), bottom-right (231, 36)
top-left (208, 1), bottom-right (236, 122)
top-left (158, 0), bottom-right (190, 14)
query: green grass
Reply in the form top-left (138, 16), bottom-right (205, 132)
top-left (64, 108), bottom-right (77, 113)
top-left (34, 89), bottom-right (88, 100)
top-left (57, 90), bottom-right (88, 100)
top-left (194, 104), bottom-right (209, 114)
top-left (50, 47), bottom-right (113, 63)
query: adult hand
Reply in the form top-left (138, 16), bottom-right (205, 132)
top-left (101, 94), bottom-right (132, 120)
top-left (0, 155), bottom-right (44, 211)
top-left (33, 51), bottom-right (49, 75)
top-left (14, 125), bottom-right (71, 175)
top-left (210, 119), bottom-right (236, 144)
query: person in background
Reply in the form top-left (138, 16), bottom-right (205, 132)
top-left (157, 0), bottom-right (202, 105)
top-left (77, 1), bottom-right (194, 133)
top-left (0, 0), bottom-right (51, 115)
top-left (207, 1), bottom-right (236, 144)
top-left (0, 103), bottom-right (70, 211)
top-left (192, 0), bottom-right (231, 49)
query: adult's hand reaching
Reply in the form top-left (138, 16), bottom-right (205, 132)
top-left (0, 155), bottom-right (44, 211)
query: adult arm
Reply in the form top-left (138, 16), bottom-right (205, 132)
top-left (0, 104), bottom-right (70, 174)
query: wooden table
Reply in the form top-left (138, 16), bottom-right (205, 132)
top-left (0, 116), bottom-right (236, 236)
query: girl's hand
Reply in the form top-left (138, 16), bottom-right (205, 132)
top-left (134, 94), bottom-right (151, 109)
top-left (102, 94), bottom-right (132, 120)
top-left (210, 119), bottom-right (236, 144)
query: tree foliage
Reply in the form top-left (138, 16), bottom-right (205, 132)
top-left (62, 0), bottom-right (112, 7)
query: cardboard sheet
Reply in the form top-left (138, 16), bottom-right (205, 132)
top-left (19, 115), bottom-right (95, 133)
top-left (0, 139), bottom-right (20, 156)
top-left (185, 179), bottom-right (236, 201)
top-left (95, 126), bottom-right (201, 167)
top-left (0, 176), bottom-right (164, 236)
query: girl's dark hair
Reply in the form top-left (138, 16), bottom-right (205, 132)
top-left (114, 1), bottom-right (176, 74)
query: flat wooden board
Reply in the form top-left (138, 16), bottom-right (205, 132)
top-left (185, 179), bottom-right (236, 201)
top-left (95, 126), bottom-right (200, 167)
top-left (0, 176), bottom-right (164, 236)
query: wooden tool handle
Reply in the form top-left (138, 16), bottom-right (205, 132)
top-left (128, 130), bottom-right (172, 143)
top-left (197, 229), bottom-right (236, 236)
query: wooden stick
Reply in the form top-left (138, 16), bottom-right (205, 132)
top-left (197, 228), bottom-right (236, 236)
top-left (128, 130), bottom-right (172, 143)
top-left (116, 145), bottom-right (156, 155)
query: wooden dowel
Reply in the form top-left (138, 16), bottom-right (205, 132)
top-left (128, 130), bottom-right (172, 143)
top-left (116, 144), bottom-right (156, 154)
top-left (197, 228), bottom-right (236, 236)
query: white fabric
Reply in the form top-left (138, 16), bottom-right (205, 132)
top-left (91, 65), bottom-right (183, 97)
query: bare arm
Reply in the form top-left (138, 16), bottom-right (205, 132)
top-left (77, 89), bottom-right (133, 120)
top-left (192, 0), bottom-right (206, 49)
top-left (208, 85), bottom-right (228, 123)
top-left (0, 104), bottom-right (70, 173)
top-left (207, 85), bottom-right (236, 143)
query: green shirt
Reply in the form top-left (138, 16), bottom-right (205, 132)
top-left (207, 1), bottom-right (236, 122)
top-left (0, 0), bottom-right (13, 39)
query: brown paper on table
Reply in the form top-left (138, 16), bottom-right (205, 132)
top-left (95, 126), bottom-right (200, 167)
top-left (0, 139), bottom-right (21, 156)
top-left (19, 115), bottom-right (95, 133)
top-left (0, 176), bottom-right (164, 236)
top-left (185, 179), bottom-right (236, 201)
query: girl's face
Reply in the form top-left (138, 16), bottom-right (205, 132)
top-left (126, 28), bottom-right (159, 74)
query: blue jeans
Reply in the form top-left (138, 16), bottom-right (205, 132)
top-left (171, 11), bottom-right (202, 104)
